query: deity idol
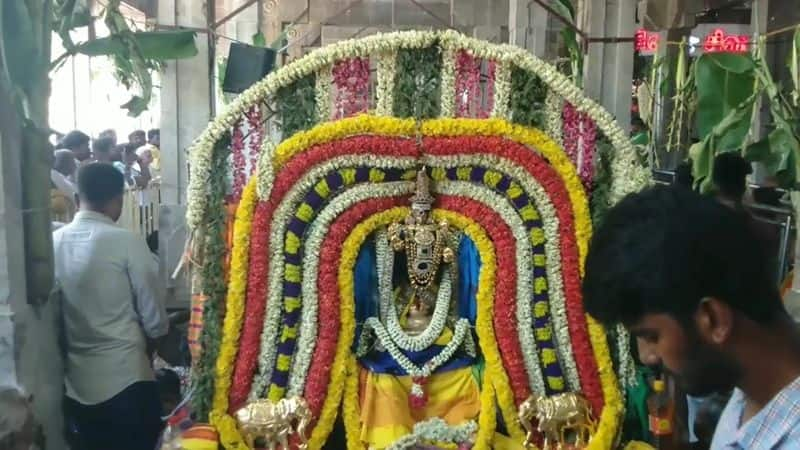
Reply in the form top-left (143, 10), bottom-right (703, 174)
top-left (355, 169), bottom-right (480, 449)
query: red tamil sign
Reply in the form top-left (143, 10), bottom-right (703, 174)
top-left (703, 28), bottom-right (750, 53)
top-left (635, 28), bottom-right (660, 53)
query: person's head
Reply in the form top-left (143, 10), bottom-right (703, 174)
top-left (123, 144), bottom-right (139, 165)
top-left (155, 368), bottom-right (181, 415)
top-left (53, 149), bottom-right (77, 177)
top-left (110, 144), bottom-right (125, 163)
top-left (128, 130), bottom-right (146, 147)
top-left (0, 385), bottom-right (35, 450)
top-left (712, 152), bottom-right (751, 205)
top-left (91, 137), bottom-right (115, 163)
top-left (674, 159), bottom-right (694, 189)
top-left (58, 130), bottom-right (91, 161)
top-left (583, 185), bottom-right (787, 396)
top-left (147, 129), bottom-right (160, 147)
top-left (98, 129), bottom-right (118, 146)
top-left (76, 163), bottom-right (125, 221)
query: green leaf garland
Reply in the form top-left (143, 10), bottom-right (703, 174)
top-left (191, 134), bottom-right (231, 421)
top-left (277, 74), bottom-right (317, 139)
top-left (509, 66), bottom-right (548, 129)
top-left (590, 134), bottom-right (614, 228)
top-left (392, 46), bottom-right (442, 119)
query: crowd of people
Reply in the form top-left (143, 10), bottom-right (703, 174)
top-left (50, 128), bottom-right (162, 225)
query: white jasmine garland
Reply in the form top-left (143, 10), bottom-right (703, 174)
top-left (188, 30), bottom-right (644, 234)
top-left (375, 229), bottom-right (454, 352)
top-left (423, 154), bottom-right (582, 392)
top-left (248, 155), bottom-right (419, 399)
top-left (545, 90), bottom-right (565, 149)
top-left (490, 60), bottom-right (512, 120)
top-left (616, 323), bottom-right (636, 388)
top-left (439, 48), bottom-right (457, 118)
top-left (434, 181), bottom-right (547, 395)
top-left (256, 140), bottom-right (275, 200)
top-left (315, 64), bottom-right (333, 123)
top-left (286, 182), bottom-right (415, 397)
top-left (376, 50), bottom-right (397, 116)
top-left (386, 418), bottom-right (478, 450)
top-left (362, 316), bottom-right (470, 379)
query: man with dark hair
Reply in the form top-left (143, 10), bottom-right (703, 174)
top-left (91, 137), bottom-right (116, 163)
top-left (98, 128), bottom-right (118, 146)
top-left (58, 130), bottom-right (91, 164)
top-left (128, 129), bottom-right (146, 148)
top-left (583, 185), bottom-right (800, 448)
top-left (53, 163), bottom-right (168, 450)
top-left (712, 152), bottom-right (752, 209)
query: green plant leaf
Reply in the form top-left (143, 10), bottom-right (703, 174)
top-left (694, 53), bottom-right (755, 140)
top-left (745, 127), bottom-right (800, 189)
top-left (252, 31), bottom-right (266, 47)
top-left (76, 30), bottom-right (198, 60)
top-left (2, 0), bottom-right (41, 92)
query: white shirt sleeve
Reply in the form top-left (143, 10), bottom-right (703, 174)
top-left (127, 235), bottom-right (168, 339)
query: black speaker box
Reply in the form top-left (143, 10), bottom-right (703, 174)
top-left (222, 43), bottom-right (277, 94)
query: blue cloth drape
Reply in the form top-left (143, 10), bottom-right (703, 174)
top-left (352, 235), bottom-right (482, 329)
top-left (457, 237), bottom-right (480, 324)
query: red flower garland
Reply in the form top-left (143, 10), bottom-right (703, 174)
top-left (332, 57), bottom-right (371, 119)
top-left (246, 106), bottom-right (264, 176)
top-left (456, 50), bottom-right (482, 118)
top-left (483, 61), bottom-right (497, 118)
top-left (228, 200), bottom-right (273, 412)
top-left (563, 102), bottom-right (598, 191)
top-left (230, 120), bottom-right (247, 202)
top-left (424, 135), bottom-right (604, 413)
top-left (305, 197), bottom-right (405, 419)
top-left (437, 195), bottom-right (531, 405)
top-left (239, 133), bottom-right (604, 414)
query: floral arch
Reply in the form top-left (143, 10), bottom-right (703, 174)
top-left (186, 30), bottom-right (649, 450)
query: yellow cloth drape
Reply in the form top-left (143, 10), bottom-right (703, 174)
top-left (358, 365), bottom-right (480, 449)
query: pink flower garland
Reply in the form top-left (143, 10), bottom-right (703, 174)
top-left (562, 102), bottom-right (598, 190)
top-left (230, 121), bottom-right (247, 202)
top-left (483, 61), bottom-right (496, 118)
top-left (332, 57), bottom-right (370, 119)
top-left (455, 50), bottom-right (482, 118)
top-left (245, 106), bottom-right (263, 176)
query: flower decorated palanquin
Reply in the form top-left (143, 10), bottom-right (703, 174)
top-left (185, 30), bottom-right (650, 450)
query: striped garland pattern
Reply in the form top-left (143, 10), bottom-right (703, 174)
top-left (204, 115), bottom-right (628, 450)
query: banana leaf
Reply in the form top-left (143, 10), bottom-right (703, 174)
top-left (2, 0), bottom-right (41, 92)
top-left (76, 30), bottom-right (198, 60)
top-left (694, 53), bottom-right (755, 146)
top-left (690, 90), bottom-right (759, 192)
top-left (744, 126), bottom-right (799, 188)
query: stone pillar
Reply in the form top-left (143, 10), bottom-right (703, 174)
top-left (0, 77), bottom-right (65, 450)
top-left (509, 0), bottom-right (549, 57)
top-left (158, 0), bottom-right (213, 306)
top-left (581, 0), bottom-right (636, 133)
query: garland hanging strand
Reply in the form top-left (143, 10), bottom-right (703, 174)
top-left (192, 133), bottom-right (231, 421)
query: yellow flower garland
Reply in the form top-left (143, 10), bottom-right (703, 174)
top-left (344, 355), bottom-right (363, 450)
top-left (586, 316), bottom-right (624, 450)
top-left (325, 207), bottom-right (519, 449)
top-left (312, 208), bottom-right (408, 450)
top-left (268, 116), bottom-right (591, 271)
top-left (421, 118), bottom-right (591, 271)
top-left (433, 210), bottom-right (525, 447)
top-left (209, 178), bottom-right (259, 449)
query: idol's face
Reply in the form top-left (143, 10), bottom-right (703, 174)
top-left (630, 313), bottom-right (740, 396)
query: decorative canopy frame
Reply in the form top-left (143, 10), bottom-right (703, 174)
top-left (185, 30), bottom-right (650, 450)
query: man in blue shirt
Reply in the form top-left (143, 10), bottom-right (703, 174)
top-left (583, 186), bottom-right (800, 449)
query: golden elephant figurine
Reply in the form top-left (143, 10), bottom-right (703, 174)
top-left (235, 397), bottom-right (311, 450)
top-left (518, 392), bottom-right (597, 450)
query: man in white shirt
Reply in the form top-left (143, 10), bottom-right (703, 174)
top-left (50, 149), bottom-right (77, 197)
top-left (54, 163), bottom-right (168, 450)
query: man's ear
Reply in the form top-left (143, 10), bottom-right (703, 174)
top-left (694, 297), bottom-right (734, 345)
